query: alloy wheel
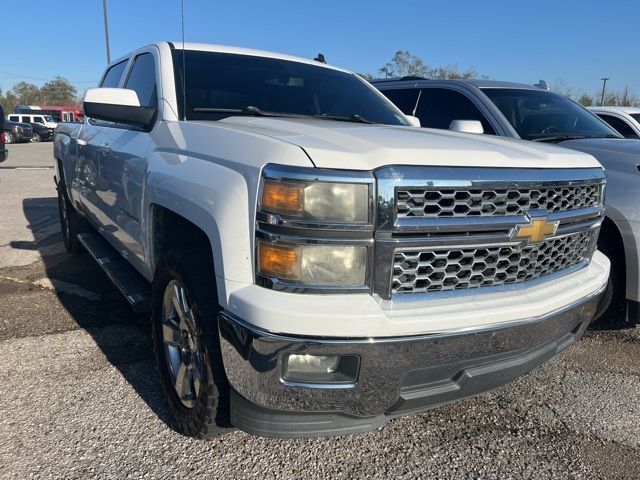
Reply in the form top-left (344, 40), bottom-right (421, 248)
top-left (161, 279), bottom-right (204, 408)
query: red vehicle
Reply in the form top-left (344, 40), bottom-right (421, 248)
top-left (14, 105), bottom-right (84, 123)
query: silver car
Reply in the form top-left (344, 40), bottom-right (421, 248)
top-left (373, 78), bottom-right (639, 324)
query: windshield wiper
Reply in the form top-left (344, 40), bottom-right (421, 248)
top-left (531, 135), bottom-right (589, 143)
top-left (192, 105), bottom-right (308, 118)
top-left (313, 113), bottom-right (376, 124)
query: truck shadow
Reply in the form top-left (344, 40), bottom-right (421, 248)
top-left (19, 197), bottom-right (176, 430)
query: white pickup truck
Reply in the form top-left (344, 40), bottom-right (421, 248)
top-left (54, 42), bottom-right (609, 439)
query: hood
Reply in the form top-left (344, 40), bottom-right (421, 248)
top-left (207, 117), bottom-right (601, 170)
top-left (559, 138), bottom-right (640, 157)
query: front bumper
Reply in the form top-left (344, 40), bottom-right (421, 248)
top-left (219, 286), bottom-right (604, 438)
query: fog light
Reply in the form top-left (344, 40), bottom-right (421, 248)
top-left (282, 354), bottom-right (360, 386)
top-left (287, 354), bottom-right (340, 374)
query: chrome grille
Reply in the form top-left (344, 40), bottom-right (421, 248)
top-left (391, 229), bottom-right (598, 295)
top-left (396, 184), bottom-right (602, 218)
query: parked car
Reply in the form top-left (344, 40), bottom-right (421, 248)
top-left (28, 122), bottom-right (53, 142)
top-left (588, 106), bottom-right (640, 139)
top-left (3, 120), bottom-right (33, 144)
top-left (0, 105), bottom-right (6, 162)
top-left (55, 42), bottom-right (608, 439)
top-left (373, 77), bottom-right (636, 323)
top-left (7, 113), bottom-right (58, 130)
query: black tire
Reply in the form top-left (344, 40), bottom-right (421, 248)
top-left (57, 171), bottom-right (91, 253)
top-left (151, 248), bottom-right (230, 438)
top-left (594, 238), bottom-right (624, 322)
top-left (31, 133), bottom-right (42, 143)
top-left (4, 130), bottom-right (15, 144)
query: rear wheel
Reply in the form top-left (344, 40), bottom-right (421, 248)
top-left (57, 172), bottom-right (91, 253)
top-left (4, 130), bottom-right (15, 144)
top-left (151, 248), bottom-right (230, 438)
top-left (31, 133), bottom-right (42, 143)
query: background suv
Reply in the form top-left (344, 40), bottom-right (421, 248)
top-left (588, 106), bottom-right (640, 140)
top-left (373, 77), bottom-right (639, 325)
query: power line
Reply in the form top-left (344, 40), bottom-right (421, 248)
top-left (0, 69), bottom-right (98, 84)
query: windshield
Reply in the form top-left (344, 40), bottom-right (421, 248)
top-left (481, 88), bottom-right (621, 141)
top-left (172, 50), bottom-right (408, 125)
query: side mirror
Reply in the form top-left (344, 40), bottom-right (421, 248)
top-left (449, 119), bottom-right (484, 134)
top-left (405, 115), bottom-right (421, 127)
top-left (84, 88), bottom-right (156, 129)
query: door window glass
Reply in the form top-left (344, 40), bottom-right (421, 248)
top-left (416, 88), bottom-right (496, 134)
top-left (596, 114), bottom-right (638, 139)
top-left (124, 53), bottom-right (157, 108)
top-left (100, 60), bottom-right (128, 88)
top-left (380, 89), bottom-right (420, 115)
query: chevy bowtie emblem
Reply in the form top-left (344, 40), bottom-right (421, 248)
top-left (512, 216), bottom-right (559, 244)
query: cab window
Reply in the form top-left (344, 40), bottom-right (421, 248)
top-left (124, 53), bottom-right (157, 108)
top-left (415, 88), bottom-right (496, 134)
top-left (596, 114), bottom-right (638, 139)
top-left (380, 89), bottom-right (420, 116)
top-left (9, 115), bottom-right (18, 122)
top-left (34, 116), bottom-right (45, 124)
top-left (100, 59), bottom-right (128, 88)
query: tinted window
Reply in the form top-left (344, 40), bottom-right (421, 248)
top-left (482, 88), bottom-right (620, 141)
top-left (9, 116), bottom-right (18, 122)
top-left (597, 114), bottom-right (638, 138)
top-left (172, 50), bottom-right (408, 125)
top-left (34, 116), bottom-right (45, 124)
top-left (631, 114), bottom-right (640, 124)
top-left (415, 88), bottom-right (496, 134)
top-left (100, 60), bottom-right (128, 88)
top-left (125, 53), bottom-right (157, 108)
top-left (380, 88), bottom-right (420, 115)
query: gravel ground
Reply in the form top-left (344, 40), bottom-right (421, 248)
top-left (0, 143), bottom-right (639, 479)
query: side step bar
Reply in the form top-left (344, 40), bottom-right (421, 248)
top-left (77, 233), bottom-right (151, 313)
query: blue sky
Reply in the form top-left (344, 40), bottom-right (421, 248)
top-left (2, 0), bottom-right (638, 99)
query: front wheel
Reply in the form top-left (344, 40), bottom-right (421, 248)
top-left (151, 248), bottom-right (230, 438)
top-left (31, 133), bottom-right (42, 143)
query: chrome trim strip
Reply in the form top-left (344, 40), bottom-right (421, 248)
top-left (263, 163), bottom-right (375, 184)
top-left (279, 378), bottom-right (358, 390)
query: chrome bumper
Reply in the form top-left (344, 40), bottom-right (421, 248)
top-left (218, 288), bottom-right (604, 438)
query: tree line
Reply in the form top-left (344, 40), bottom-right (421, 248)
top-left (0, 77), bottom-right (80, 114)
top-left (0, 53), bottom-right (636, 114)
top-left (360, 50), bottom-right (639, 107)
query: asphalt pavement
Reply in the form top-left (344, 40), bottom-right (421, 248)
top-left (0, 142), bottom-right (639, 479)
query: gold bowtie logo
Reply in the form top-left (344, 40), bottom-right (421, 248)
top-left (512, 217), bottom-right (559, 244)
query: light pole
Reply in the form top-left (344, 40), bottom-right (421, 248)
top-left (102, 0), bottom-right (111, 64)
top-left (600, 77), bottom-right (609, 106)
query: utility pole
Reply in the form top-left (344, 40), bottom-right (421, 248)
top-left (600, 77), bottom-right (609, 106)
top-left (102, 0), bottom-right (111, 64)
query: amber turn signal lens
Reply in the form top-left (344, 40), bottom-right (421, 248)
top-left (258, 242), bottom-right (299, 279)
top-left (261, 180), bottom-right (305, 216)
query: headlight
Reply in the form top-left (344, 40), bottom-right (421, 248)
top-left (258, 241), bottom-right (367, 286)
top-left (261, 178), bottom-right (370, 223)
top-left (256, 164), bottom-right (374, 292)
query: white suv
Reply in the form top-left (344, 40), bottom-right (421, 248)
top-left (588, 106), bottom-right (640, 140)
top-left (8, 113), bottom-right (58, 129)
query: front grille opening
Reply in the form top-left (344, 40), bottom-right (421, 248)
top-left (391, 229), bottom-right (598, 295)
top-left (396, 184), bottom-right (602, 219)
